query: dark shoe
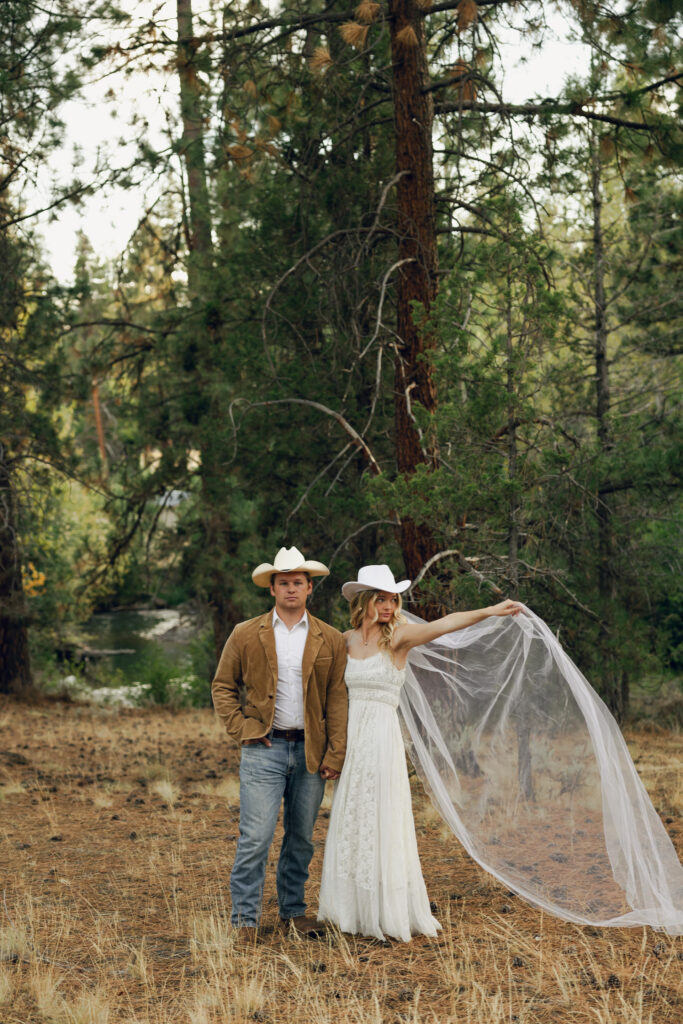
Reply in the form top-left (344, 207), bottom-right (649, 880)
top-left (233, 926), bottom-right (259, 945)
top-left (280, 915), bottom-right (325, 938)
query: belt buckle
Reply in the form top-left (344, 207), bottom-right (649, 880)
top-left (275, 727), bottom-right (303, 742)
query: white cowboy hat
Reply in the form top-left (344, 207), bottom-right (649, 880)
top-left (252, 546), bottom-right (330, 588)
top-left (341, 564), bottom-right (411, 600)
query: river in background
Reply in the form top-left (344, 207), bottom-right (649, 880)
top-left (79, 608), bottom-right (196, 682)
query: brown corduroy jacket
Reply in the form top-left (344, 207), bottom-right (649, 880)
top-left (211, 610), bottom-right (348, 773)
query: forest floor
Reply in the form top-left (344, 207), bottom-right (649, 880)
top-left (0, 697), bottom-right (681, 1024)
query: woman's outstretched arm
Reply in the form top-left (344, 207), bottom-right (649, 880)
top-left (392, 599), bottom-right (523, 655)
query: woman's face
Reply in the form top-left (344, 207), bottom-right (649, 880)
top-left (368, 591), bottom-right (399, 624)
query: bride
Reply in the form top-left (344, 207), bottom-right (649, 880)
top-left (318, 564), bottom-right (683, 942)
top-left (318, 564), bottom-right (522, 941)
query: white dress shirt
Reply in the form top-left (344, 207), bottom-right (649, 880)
top-left (272, 609), bottom-right (308, 729)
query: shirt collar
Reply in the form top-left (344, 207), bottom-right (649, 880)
top-left (273, 609), bottom-right (309, 632)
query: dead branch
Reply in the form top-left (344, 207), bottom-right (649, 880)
top-left (410, 548), bottom-right (504, 596)
top-left (509, 558), bottom-right (603, 623)
top-left (357, 258), bottom-right (414, 363)
top-left (435, 99), bottom-right (662, 133)
top-left (325, 518), bottom-right (401, 574)
top-left (285, 443), bottom-right (353, 528)
top-left (244, 399), bottom-right (382, 476)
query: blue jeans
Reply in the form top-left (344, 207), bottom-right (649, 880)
top-left (230, 736), bottom-right (325, 926)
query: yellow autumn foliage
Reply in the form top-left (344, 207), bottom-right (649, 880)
top-left (22, 562), bottom-right (47, 597)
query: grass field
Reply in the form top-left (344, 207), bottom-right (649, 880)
top-left (0, 697), bottom-right (681, 1023)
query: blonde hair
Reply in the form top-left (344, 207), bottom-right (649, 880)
top-left (349, 590), bottom-right (406, 650)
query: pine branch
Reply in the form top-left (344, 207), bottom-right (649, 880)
top-left (602, 70), bottom-right (683, 100)
top-left (222, 8), bottom-right (356, 42)
top-left (435, 99), bottom-right (663, 132)
top-left (219, 1), bottom-right (509, 43)
top-left (427, 0), bottom-right (510, 12)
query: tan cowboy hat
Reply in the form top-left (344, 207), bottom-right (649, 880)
top-left (341, 564), bottom-right (411, 600)
top-left (252, 546), bottom-right (330, 588)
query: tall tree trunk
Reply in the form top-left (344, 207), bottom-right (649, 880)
top-left (505, 258), bottom-right (520, 596)
top-left (0, 449), bottom-right (33, 697)
top-left (504, 261), bottom-right (533, 796)
top-left (91, 379), bottom-right (108, 479)
top-left (177, 0), bottom-right (240, 661)
top-left (202, 495), bottom-right (242, 664)
top-left (388, 0), bottom-right (441, 599)
top-left (590, 129), bottom-right (627, 719)
top-left (177, 0), bottom-right (213, 292)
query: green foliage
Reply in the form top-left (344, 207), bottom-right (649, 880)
top-left (134, 648), bottom-right (175, 706)
top-left (20, 478), bottom-right (111, 662)
top-left (3, 0), bottom-right (682, 721)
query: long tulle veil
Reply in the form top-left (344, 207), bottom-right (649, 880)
top-left (399, 607), bottom-right (683, 934)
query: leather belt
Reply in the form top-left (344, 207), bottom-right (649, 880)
top-left (271, 728), bottom-right (305, 742)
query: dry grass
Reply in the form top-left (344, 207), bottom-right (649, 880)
top-left (0, 697), bottom-right (681, 1023)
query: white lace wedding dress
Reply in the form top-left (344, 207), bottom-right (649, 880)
top-left (318, 651), bottom-right (441, 941)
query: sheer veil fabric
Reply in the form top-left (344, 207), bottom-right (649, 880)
top-left (400, 607), bottom-right (683, 935)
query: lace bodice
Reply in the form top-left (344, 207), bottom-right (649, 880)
top-left (344, 651), bottom-right (406, 709)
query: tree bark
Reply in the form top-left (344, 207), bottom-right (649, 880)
top-left (388, 0), bottom-right (441, 595)
top-left (505, 258), bottom-right (519, 595)
top-left (0, 450), bottom-right (33, 697)
top-left (91, 379), bottom-right (108, 479)
top-left (177, 0), bottom-right (239, 660)
top-left (591, 135), bottom-right (610, 456)
top-left (590, 128), bottom-right (627, 719)
top-left (203, 500), bottom-right (243, 665)
top-left (177, 0), bottom-right (213, 291)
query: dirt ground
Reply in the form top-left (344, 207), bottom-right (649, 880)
top-left (0, 696), bottom-right (681, 1024)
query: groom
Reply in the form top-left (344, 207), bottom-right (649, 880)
top-left (212, 546), bottom-right (348, 940)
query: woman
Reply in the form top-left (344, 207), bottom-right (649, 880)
top-left (319, 566), bottom-right (683, 942)
top-left (318, 564), bottom-right (522, 941)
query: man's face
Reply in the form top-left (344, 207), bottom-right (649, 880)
top-left (270, 572), bottom-right (312, 616)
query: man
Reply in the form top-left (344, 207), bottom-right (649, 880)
top-left (212, 546), bottom-right (348, 940)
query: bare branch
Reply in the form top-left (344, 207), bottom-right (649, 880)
top-left (221, 7), bottom-right (353, 43)
top-left (491, 416), bottom-right (580, 449)
top-left (261, 224), bottom-right (390, 378)
top-left (357, 258), bottom-right (414, 363)
top-left (410, 548), bottom-right (504, 597)
top-left (245, 399), bottom-right (382, 475)
top-left (435, 99), bottom-right (661, 132)
top-left (603, 70), bottom-right (683, 99)
top-left (361, 170), bottom-right (410, 257)
top-left (511, 558), bottom-right (603, 623)
top-left (427, 0), bottom-right (512, 12)
top-left (60, 318), bottom-right (165, 337)
top-left (325, 519), bottom-right (401, 575)
top-left (285, 443), bottom-right (353, 528)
